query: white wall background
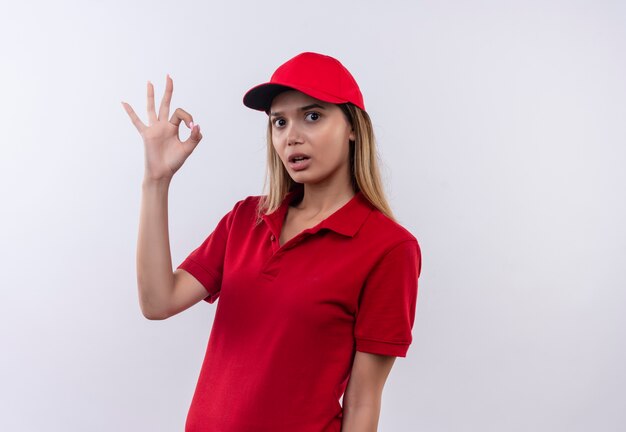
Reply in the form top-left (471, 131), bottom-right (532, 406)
top-left (1, 0), bottom-right (625, 431)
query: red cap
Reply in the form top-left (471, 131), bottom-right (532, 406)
top-left (243, 52), bottom-right (365, 113)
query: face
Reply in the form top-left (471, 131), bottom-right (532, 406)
top-left (270, 90), bottom-right (355, 188)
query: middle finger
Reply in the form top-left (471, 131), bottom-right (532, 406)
top-left (158, 74), bottom-right (173, 121)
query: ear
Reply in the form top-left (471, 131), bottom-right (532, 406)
top-left (349, 129), bottom-right (355, 141)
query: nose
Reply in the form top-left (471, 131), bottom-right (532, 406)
top-left (286, 122), bottom-right (303, 146)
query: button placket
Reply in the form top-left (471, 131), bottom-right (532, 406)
top-left (269, 233), bottom-right (280, 253)
top-left (262, 231), bottom-right (313, 278)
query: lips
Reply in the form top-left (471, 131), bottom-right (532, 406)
top-left (287, 153), bottom-right (311, 171)
top-left (288, 153), bottom-right (310, 163)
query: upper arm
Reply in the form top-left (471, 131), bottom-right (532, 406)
top-left (168, 198), bottom-right (250, 317)
top-left (343, 351), bottom-right (397, 409)
top-left (154, 269), bottom-right (210, 319)
top-left (355, 239), bottom-right (420, 357)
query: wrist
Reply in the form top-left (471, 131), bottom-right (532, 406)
top-left (142, 175), bottom-right (172, 189)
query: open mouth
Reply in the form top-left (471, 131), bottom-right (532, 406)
top-left (289, 155), bottom-right (310, 163)
top-left (288, 154), bottom-right (312, 171)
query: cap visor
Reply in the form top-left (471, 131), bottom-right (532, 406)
top-left (243, 82), bottom-right (350, 113)
top-left (243, 83), bottom-right (294, 112)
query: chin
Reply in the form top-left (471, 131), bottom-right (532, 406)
top-left (288, 172), bottom-right (318, 184)
top-left (287, 166), bottom-right (347, 187)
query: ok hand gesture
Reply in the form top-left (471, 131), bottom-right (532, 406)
top-left (122, 75), bottom-right (203, 181)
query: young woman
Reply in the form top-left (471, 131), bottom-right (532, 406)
top-left (122, 52), bottom-right (422, 432)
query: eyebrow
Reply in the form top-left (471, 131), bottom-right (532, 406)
top-left (270, 103), bottom-right (326, 117)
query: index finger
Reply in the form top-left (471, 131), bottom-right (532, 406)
top-left (121, 101), bottom-right (147, 133)
top-left (147, 81), bottom-right (157, 125)
top-left (158, 74), bottom-right (173, 121)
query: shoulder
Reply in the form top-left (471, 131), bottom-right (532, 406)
top-left (220, 195), bottom-right (265, 227)
top-left (360, 209), bottom-right (422, 279)
top-left (358, 207), bottom-right (421, 261)
top-left (224, 194), bottom-right (264, 214)
top-left (363, 207), bottom-right (418, 244)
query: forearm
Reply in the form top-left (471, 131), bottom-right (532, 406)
top-left (341, 402), bottom-right (381, 432)
top-left (136, 177), bottom-right (175, 319)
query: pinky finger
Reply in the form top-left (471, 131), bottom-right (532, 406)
top-left (121, 101), bottom-right (147, 133)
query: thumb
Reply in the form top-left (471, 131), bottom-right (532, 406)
top-left (183, 124), bottom-right (202, 151)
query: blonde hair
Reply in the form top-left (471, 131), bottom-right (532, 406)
top-left (256, 103), bottom-right (394, 222)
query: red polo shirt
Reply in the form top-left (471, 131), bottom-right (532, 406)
top-left (176, 189), bottom-right (421, 432)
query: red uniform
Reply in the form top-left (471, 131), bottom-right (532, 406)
top-left (177, 188), bottom-right (422, 431)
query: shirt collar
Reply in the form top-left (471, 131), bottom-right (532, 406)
top-left (262, 189), bottom-right (374, 238)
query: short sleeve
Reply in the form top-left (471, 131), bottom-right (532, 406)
top-left (354, 239), bottom-right (422, 357)
top-left (176, 200), bottom-right (243, 304)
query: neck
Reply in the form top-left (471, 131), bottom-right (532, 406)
top-left (295, 179), bottom-right (355, 215)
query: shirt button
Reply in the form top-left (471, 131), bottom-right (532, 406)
top-left (270, 235), bottom-right (275, 241)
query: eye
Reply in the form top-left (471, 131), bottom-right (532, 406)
top-left (305, 112), bottom-right (321, 122)
top-left (272, 118), bottom-right (286, 128)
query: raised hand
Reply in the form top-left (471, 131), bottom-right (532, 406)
top-left (122, 75), bottom-right (203, 181)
